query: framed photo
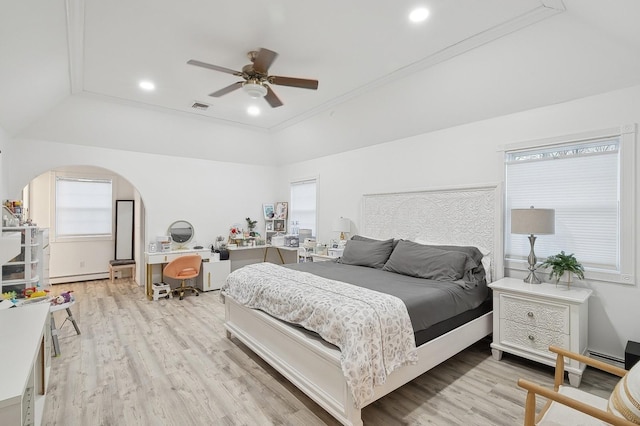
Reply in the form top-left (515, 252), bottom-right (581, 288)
top-left (274, 220), bottom-right (285, 232)
top-left (275, 201), bottom-right (288, 219)
top-left (266, 221), bottom-right (274, 231)
top-left (263, 203), bottom-right (275, 219)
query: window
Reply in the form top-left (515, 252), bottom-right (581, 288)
top-left (290, 178), bottom-right (317, 237)
top-left (55, 177), bottom-right (113, 238)
top-left (504, 125), bottom-right (636, 285)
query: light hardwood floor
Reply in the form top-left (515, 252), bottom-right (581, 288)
top-left (43, 278), bottom-right (618, 425)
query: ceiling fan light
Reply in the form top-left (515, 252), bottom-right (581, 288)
top-left (243, 82), bottom-right (268, 98)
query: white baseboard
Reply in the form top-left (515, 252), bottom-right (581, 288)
top-left (50, 272), bottom-right (109, 284)
top-left (589, 351), bottom-right (625, 369)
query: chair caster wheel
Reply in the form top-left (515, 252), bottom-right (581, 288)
top-left (196, 293), bottom-right (199, 296)
top-left (179, 296), bottom-right (184, 300)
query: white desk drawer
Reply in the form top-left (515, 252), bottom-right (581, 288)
top-left (500, 294), bottom-right (569, 333)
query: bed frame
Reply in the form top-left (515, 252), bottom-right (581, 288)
top-left (224, 184), bottom-right (503, 425)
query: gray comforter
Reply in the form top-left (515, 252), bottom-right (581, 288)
top-left (286, 260), bottom-right (488, 333)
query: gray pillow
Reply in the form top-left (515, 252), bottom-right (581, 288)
top-left (339, 238), bottom-right (394, 269)
top-left (351, 234), bottom-right (401, 250)
top-left (382, 240), bottom-right (476, 281)
top-left (415, 243), bottom-right (485, 284)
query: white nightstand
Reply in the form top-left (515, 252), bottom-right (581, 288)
top-left (489, 277), bottom-right (592, 386)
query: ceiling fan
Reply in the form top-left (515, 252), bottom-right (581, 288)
top-left (187, 48), bottom-right (319, 108)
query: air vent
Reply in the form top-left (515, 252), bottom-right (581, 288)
top-left (191, 102), bottom-right (210, 110)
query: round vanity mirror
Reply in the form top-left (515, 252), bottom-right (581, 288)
top-left (168, 220), bottom-right (194, 245)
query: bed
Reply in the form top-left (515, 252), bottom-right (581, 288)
top-left (222, 184), bottom-right (502, 426)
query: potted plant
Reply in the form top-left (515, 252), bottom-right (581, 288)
top-left (245, 217), bottom-right (258, 236)
top-left (540, 251), bottom-right (585, 287)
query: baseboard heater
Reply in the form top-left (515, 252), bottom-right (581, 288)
top-left (588, 350), bottom-right (625, 369)
top-left (50, 272), bottom-right (109, 284)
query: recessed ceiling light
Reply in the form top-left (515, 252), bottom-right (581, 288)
top-left (247, 106), bottom-right (261, 116)
top-left (139, 80), bottom-right (155, 91)
top-left (409, 7), bottom-right (430, 23)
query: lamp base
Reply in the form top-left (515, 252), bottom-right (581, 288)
top-left (339, 232), bottom-right (346, 240)
top-left (523, 234), bottom-right (542, 284)
top-left (523, 270), bottom-right (542, 284)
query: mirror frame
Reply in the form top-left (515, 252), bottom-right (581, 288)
top-left (168, 220), bottom-right (194, 245)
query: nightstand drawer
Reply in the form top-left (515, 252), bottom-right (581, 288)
top-left (500, 294), bottom-right (569, 333)
top-left (500, 319), bottom-right (569, 358)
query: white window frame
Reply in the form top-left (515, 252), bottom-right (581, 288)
top-left (289, 176), bottom-right (318, 238)
top-left (502, 124), bottom-right (636, 285)
top-left (52, 172), bottom-right (115, 242)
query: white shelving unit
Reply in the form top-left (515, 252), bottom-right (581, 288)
top-left (265, 219), bottom-right (286, 245)
top-left (1, 227), bottom-right (44, 298)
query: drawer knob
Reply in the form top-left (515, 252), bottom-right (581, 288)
top-left (527, 311), bottom-right (534, 317)
top-left (528, 335), bottom-right (535, 341)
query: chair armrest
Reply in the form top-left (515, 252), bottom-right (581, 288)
top-left (549, 345), bottom-right (628, 377)
top-left (517, 379), bottom-right (636, 426)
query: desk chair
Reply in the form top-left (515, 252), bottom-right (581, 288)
top-left (163, 255), bottom-right (201, 300)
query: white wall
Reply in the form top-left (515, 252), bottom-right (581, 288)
top-left (0, 125), bottom-right (10, 199)
top-left (4, 139), bottom-right (279, 275)
top-left (278, 83), bottom-right (640, 361)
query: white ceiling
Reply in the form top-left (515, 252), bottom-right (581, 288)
top-left (1, 0), bottom-right (640, 164)
top-left (77, 0), bottom-right (553, 131)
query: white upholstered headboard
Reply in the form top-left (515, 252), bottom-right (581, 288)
top-left (361, 184), bottom-right (503, 281)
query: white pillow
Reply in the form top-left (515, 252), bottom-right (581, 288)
top-left (414, 238), bottom-right (492, 283)
top-left (608, 361), bottom-right (640, 423)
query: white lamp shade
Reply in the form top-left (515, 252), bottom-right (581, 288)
top-left (511, 208), bottom-right (555, 235)
top-left (333, 217), bottom-right (351, 233)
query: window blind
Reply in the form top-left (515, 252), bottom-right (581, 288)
top-left (505, 138), bottom-right (620, 272)
top-left (56, 177), bottom-right (113, 237)
top-left (290, 179), bottom-right (317, 237)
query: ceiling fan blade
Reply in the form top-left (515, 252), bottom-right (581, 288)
top-left (187, 59), bottom-right (242, 76)
top-left (209, 81), bottom-right (243, 97)
top-left (253, 48), bottom-right (278, 74)
top-left (264, 85), bottom-right (283, 108)
top-left (270, 76), bottom-right (318, 90)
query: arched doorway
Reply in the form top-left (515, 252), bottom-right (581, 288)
top-left (17, 165), bottom-right (145, 286)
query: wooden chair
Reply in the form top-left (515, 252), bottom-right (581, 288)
top-left (518, 345), bottom-right (637, 425)
top-left (163, 255), bottom-right (201, 300)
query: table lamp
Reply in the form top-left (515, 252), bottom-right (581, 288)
top-left (333, 217), bottom-right (351, 240)
top-left (511, 206), bottom-right (555, 284)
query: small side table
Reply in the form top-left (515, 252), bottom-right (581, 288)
top-left (489, 277), bottom-right (592, 386)
top-left (50, 300), bottom-right (81, 357)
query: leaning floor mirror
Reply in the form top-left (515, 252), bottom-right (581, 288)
top-left (115, 200), bottom-right (135, 260)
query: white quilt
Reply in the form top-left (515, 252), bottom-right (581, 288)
top-left (221, 262), bottom-right (418, 408)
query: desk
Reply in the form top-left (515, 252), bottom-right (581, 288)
top-left (227, 245), bottom-right (299, 271)
top-left (144, 249), bottom-right (211, 298)
top-left (0, 303), bottom-right (51, 426)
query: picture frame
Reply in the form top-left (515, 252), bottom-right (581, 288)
top-left (274, 220), bottom-right (285, 232)
top-left (275, 201), bottom-right (288, 219)
top-left (266, 221), bottom-right (274, 231)
top-left (263, 203), bottom-right (275, 219)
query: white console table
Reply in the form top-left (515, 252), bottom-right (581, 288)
top-left (0, 303), bottom-right (51, 426)
top-left (144, 248), bottom-right (211, 298)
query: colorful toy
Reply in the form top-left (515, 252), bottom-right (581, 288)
top-left (2, 291), bottom-right (17, 300)
top-left (29, 290), bottom-right (48, 298)
top-left (51, 290), bottom-right (74, 305)
top-left (22, 286), bottom-right (38, 298)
